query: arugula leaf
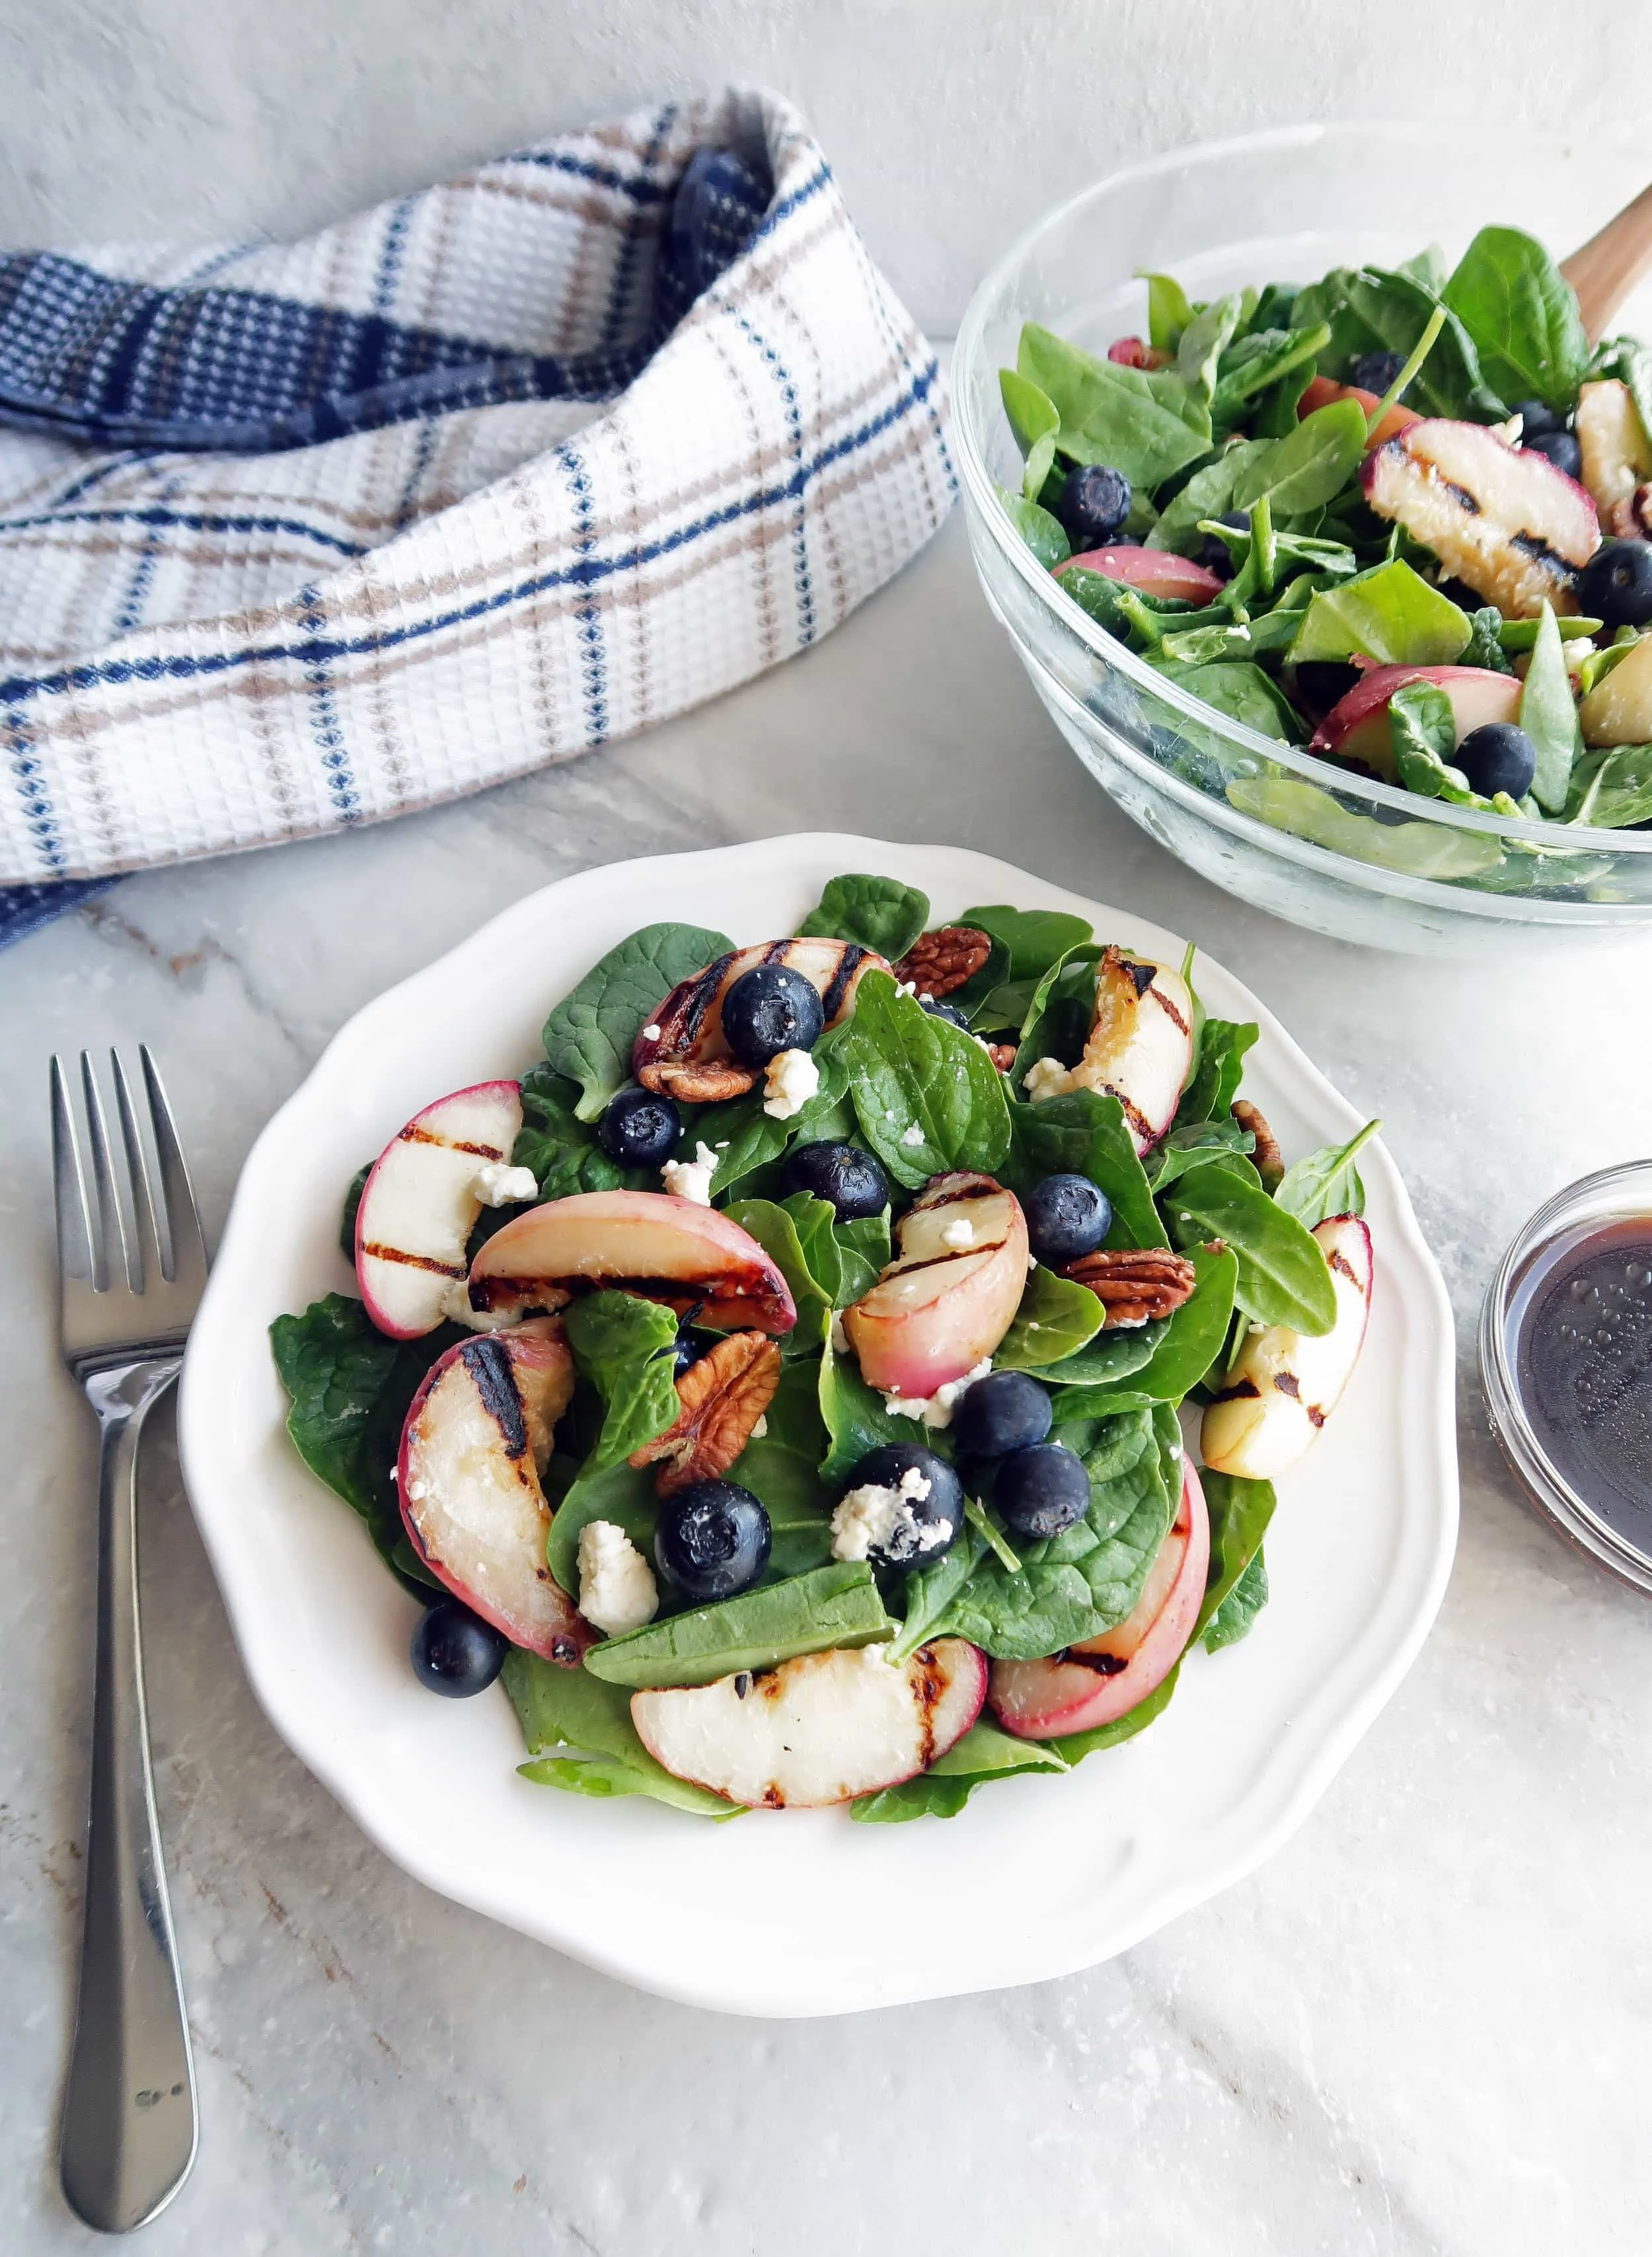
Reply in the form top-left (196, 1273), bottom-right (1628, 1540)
top-left (1047, 1661), bottom-right (1180, 1763)
top-left (504, 1651), bottom-right (734, 1816)
top-left (724, 1195), bottom-right (836, 1356)
top-left (1519, 601), bottom-right (1585, 813)
top-left (515, 1064), bottom-right (643, 1197)
top-left (562, 1291), bottom-right (680, 1470)
top-left (1163, 1163), bottom-right (1337, 1334)
top-left (1225, 776), bottom-right (1506, 879)
top-left (850, 1720), bottom-right (1068, 1823)
top-left (1205, 1547), bottom-right (1269, 1652)
top-left (796, 873), bottom-right (930, 959)
top-left (818, 1341), bottom-right (933, 1483)
top-left (996, 484), bottom-right (1071, 570)
top-left (269, 1294), bottom-right (450, 1587)
top-left (1174, 1017), bottom-right (1258, 1127)
top-left (930, 1411), bottom-right (1174, 1659)
top-left (1287, 559), bottom-right (1472, 669)
top-left (995, 1265), bottom-right (1106, 1370)
top-left (1140, 269), bottom-right (1194, 352)
top-left (1004, 1088), bottom-right (1168, 1251)
top-left (1565, 741), bottom-right (1652, 829)
top-left (1016, 323), bottom-right (1213, 486)
top-left (1194, 1469), bottom-right (1278, 1640)
top-left (840, 970), bottom-right (1011, 1189)
top-left (543, 922), bottom-right (732, 1122)
top-left (583, 1562), bottom-right (891, 1688)
top-left (1273, 1119), bottom-right (1380, 1228)
top-left (1232, 400), bottom-right (1369, 517)
top-left (833, 1211), bottom-right (891, 1306)
top-left (1442, 227), bottom-right (1589, 412)
top-left (999, 369), bottom-right (1063, 501)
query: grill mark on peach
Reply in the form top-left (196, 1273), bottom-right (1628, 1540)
top-left (1328, 1249), bottom-right (1361, 1282)
top-left (884, 1240), bottom-right (1004, 1281)
top-left (1274, 1371), bottom-right (1301, 1399)
top-left (1212, 1376), bottom-right (1261, 1401)
top-left (360, 1241), bottom-right (467, 1278)
top-left (821, 943), bottom-right (866, 1021)
top-left (1510, 529), bottom-right (1578, 575)
top-left (397, 1125), bottom-right (507, 1158)
top-left (1441, 478), bottom-right (1481, 515)
top-left (1148, 982), bottom-right (1190, 1037)
top-left (913, 1647), bottom-right (944, 1769)
top-left (1307, 1405), bottom-right (1326, 1428)
top-left (1118, 955), bottom-right (1156, 999)
top-left (1062, 1646), bottom-right (1129, 1676)
top-left (1102, 1082), bottom-right (1156, 1144)
top-left (461, 1337), bottom-right (529, 1458)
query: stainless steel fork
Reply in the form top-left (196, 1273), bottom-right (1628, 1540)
top-left (52, 1049), bottom-right (207, 2235)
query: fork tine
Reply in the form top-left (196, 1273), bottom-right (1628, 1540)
top-left (51, 1055), bottom-right (97, 1288)
top-left (139, 1047), bottom-right (208, 1293)
top-left (111, 1051), bottom-right (163, 1294)
top-left (79, 1053), bottom-right (130, 1292)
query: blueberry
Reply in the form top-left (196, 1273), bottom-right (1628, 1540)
top-left (995, 1442), bottom-right (1091, 1539)
top-left (1199, 509), bottom-right (1249, 581)
top-left (920, 997), bottom-right (970, 1029)
top-left (838, 1445), bottom-right (964, 1567)
top-left (1349, 350), bottom-right (1406, 397)
top-left (1522, 427), bottom-right (1582, 479)
top-left (952, 1370), bottom-right (1053, 1459)
top-left (673, 1325), bottom-right (710, 1378)
top-left (1023, 1172), bottom-right (1111, 1266)
top-left (410, 1597), bottom-right (509, 1697)
top-left (1577, 538), bottom-right (1652, 631)
top-left (599, 1084), bottom-right (681, 1166)
top-left (1513, 398), bottom-right (1564, 439)
top-left (720, 963), bottom-right (825, 1067)
top-left (1293, 660), bottom-right (1361, 720)
top-left (1456, 722), bottom-right (1537, 801)
top-left (784, 1140), bottom-right (888, 1220)
top-left (654, 1480), bottom-right (772, 1601)
top-left (1057, 462), bottom-right (1133, 548)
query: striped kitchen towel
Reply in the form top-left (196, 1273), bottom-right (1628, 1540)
top-left (0, 87), bottom-right (954, 945)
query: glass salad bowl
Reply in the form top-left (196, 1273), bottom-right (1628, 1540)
top-left (953, 123), bottom-right (1652, 955)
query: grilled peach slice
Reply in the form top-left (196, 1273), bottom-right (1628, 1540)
top-left (398, 1317), bottom-right (587, 1663)
top-left (989, 1460), bottom-right (1209, 1738)
top-left (1201, 1214), bottom-right (1372, 1479)
top-left (1363, 418), bottom-right (1598, 617)
top-left (841, 1172), bottom-right (1029, 1402)
top-left (356, 1081), bottom-right (529, 1339)
top-left (468, 1190), bottom-right (797, 1333)
top-left (1579, 626), bottom-right (1652, 746)
top-left (632, 1639), bottom-right (987, 1808)
top-left (1057, 546), bottom-right (1226, 603)
top-left (1022, 947), bottom-right (1193, 1156)
top-left (1298, 372), bottom-right (1420, 450)
top-left (1309, 663), bottom-right (1522, 780)
top-left (633, 937), bottom-right (888, 1103)
top-left (1576, 380), bottom-right (1652, 519)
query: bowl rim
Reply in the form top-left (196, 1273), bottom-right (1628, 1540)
top-left (952, 121), bottom-right (1652, 862)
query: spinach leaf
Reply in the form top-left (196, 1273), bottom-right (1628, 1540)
top-left (1004, 1088), bottom-right (1168, 1251)
top-left (1388, 679), bottom-right (1488, 807)
top-left (544, 1458), bottom-right (658, 1598)
top-left (818, 1340), bottom-right (934, 1483)
top-left (1154, 661), bottom-right (1301, 742)
top-left (1017, 323), bottom-right (1213, 487)
top-left (269, 1294), bottom-right (451, 1587)
top-left (1210, 323), bottom-right (1329, 424)
top-left (850, 1720), bottom-right (1068, 1822)
top-left (1225, 775), bottom-right (1507, 879)
top-left (1194, 1469), bottom-right (1278, 1640)
top-left (1148, 1117), bottom-right (1256, 1192)
top-left (504, 1650), bottom-right (733, 1816)
top-left (1204, 1547), bottom-right (1269, 1652)
top-left (833, 1212), bottom-right (891, 1306)
top-left (1047, 1660), bottom-right (1180, 1763)
top-left (583, 1562), bottom-right (891, 1687)
top-left (1232, 399), bottom-right (1369, 517)
top-left (1565, 742), bottom-right (1652, 829)
top-left (1178, 292), bottom-right (1245, 398)
top-left (543, 921), bottom-right (732, 1122)
top-left (1174, 1018), bottom-right (1258, 1128)
top-left (516, 1064), bottom-right (642, 1197)
top-left (1274, 1119), bottom-right (1380, 1227)
top-left (797, 873), bottom-right (930, 959)
top-left (841, 969), bottom-right (1011, 1189)
top-left (1033, 1319), bottom-right (1167, 1389)
top-left (691, 1029), bottom-right (854, 1200)
top-left (996, 1265), bottom-right (1106, 1370)
top-left (1328, 267), bottom-right (1502, 418)
top-left (1057, 1241), bottom-right (1236, 1406)
top-left (1519, 601), bottom-right (1584, 813)
top-left (959, 903), bottom-right (1094, 984)
top-left (562, 1291), bottom-right (680, 1469)
top-left (729, 1361), bottom-right (837, 1574)
top-left (996, 484), bottom-right (1070, 570)
top-left (338, 1164), bottom-right (369, 1258)
top-left (723, 1195), bottom-right (836, 1356)
top-left (889, 1527), bottom-right (986, 1660)
top-left (1442, 227), bottom-right (1589, 412)
top-left (1146, 442), bottom-right (1271, 556)
top-left (1287, 559), bottom-right (1472, 669)
top-left (1000, 369), bottom-right (1062, 501)
top-left (1140, 269), bottom-right (1194, 352)
top-left (1163, 1164), bottom-right (1337, 1334)
top-left (930, 1411), bottom-right (1174, 1658)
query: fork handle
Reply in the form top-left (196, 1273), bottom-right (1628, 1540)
top-left (60, 1358), bottom-right (198, 2235)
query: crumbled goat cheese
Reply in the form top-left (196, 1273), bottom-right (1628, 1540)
top-left (831, 1465), bottom-right (951, 1564)
top-left (897, 980), bottom-right (919, 998)
top-left (830, 1311), bottom-right (852, 1356)
top-left (474, 1160), bottom-right (540, 1206)
top-left (1023, 1055), bottom-right (1071, 1103)
top-left (642, 1023), bottom-right (662, 1040)
top-left (661, 1142), bottom-right (719, 1204)
top-left (882, 1358), bottom-right (993, 1430)
top-left (899, 1123), bottom-right (926, 1148)
top-left (578, 1520), bottom-right (659, 1637)
top-left (763, 1046), bottom-right (820, 1120)
top-left (751, 1414), bottom-right (768, 1439)
top-left (437, 1280), bottom-right (517, 1331)
top-left (941, 1217), bottom-right (975, 1249)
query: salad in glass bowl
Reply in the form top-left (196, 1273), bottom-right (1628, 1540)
top-left (995, 222), bottom-right (1652, 838)
top-left (270, 873), bottom-right (1378, 1822)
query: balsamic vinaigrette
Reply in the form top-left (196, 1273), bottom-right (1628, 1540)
top-left (1513, 1216), bottom-right (1652, 1547)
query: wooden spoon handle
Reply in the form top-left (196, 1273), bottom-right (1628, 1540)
top-left (1563, 183), bottom-right (1652, 344)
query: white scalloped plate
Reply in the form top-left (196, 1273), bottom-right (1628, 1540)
top-left (178, 836), bottom-right (1456, 2016)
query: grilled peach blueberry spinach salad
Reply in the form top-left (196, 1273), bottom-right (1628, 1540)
top-left (271, 877), bottom-right (1376, 1820)
top-left (1000, 227), bottom-right (1652, 834)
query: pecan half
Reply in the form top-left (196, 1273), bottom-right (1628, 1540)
top-left (1063, 1247), bottom-right (1197, 1327)
top-left (894, 925), bottom-right (993, 1000)
top-left (985, 1041), bottom-right (1017, 1074)
top-left (1231, 1099), bottom-right (1283, 1192)
top-left (628, 1331), bottom-right (781, 1496)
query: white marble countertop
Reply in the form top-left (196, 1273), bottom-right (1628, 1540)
top-left (5, 503), bottom-right (1650, 2256)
